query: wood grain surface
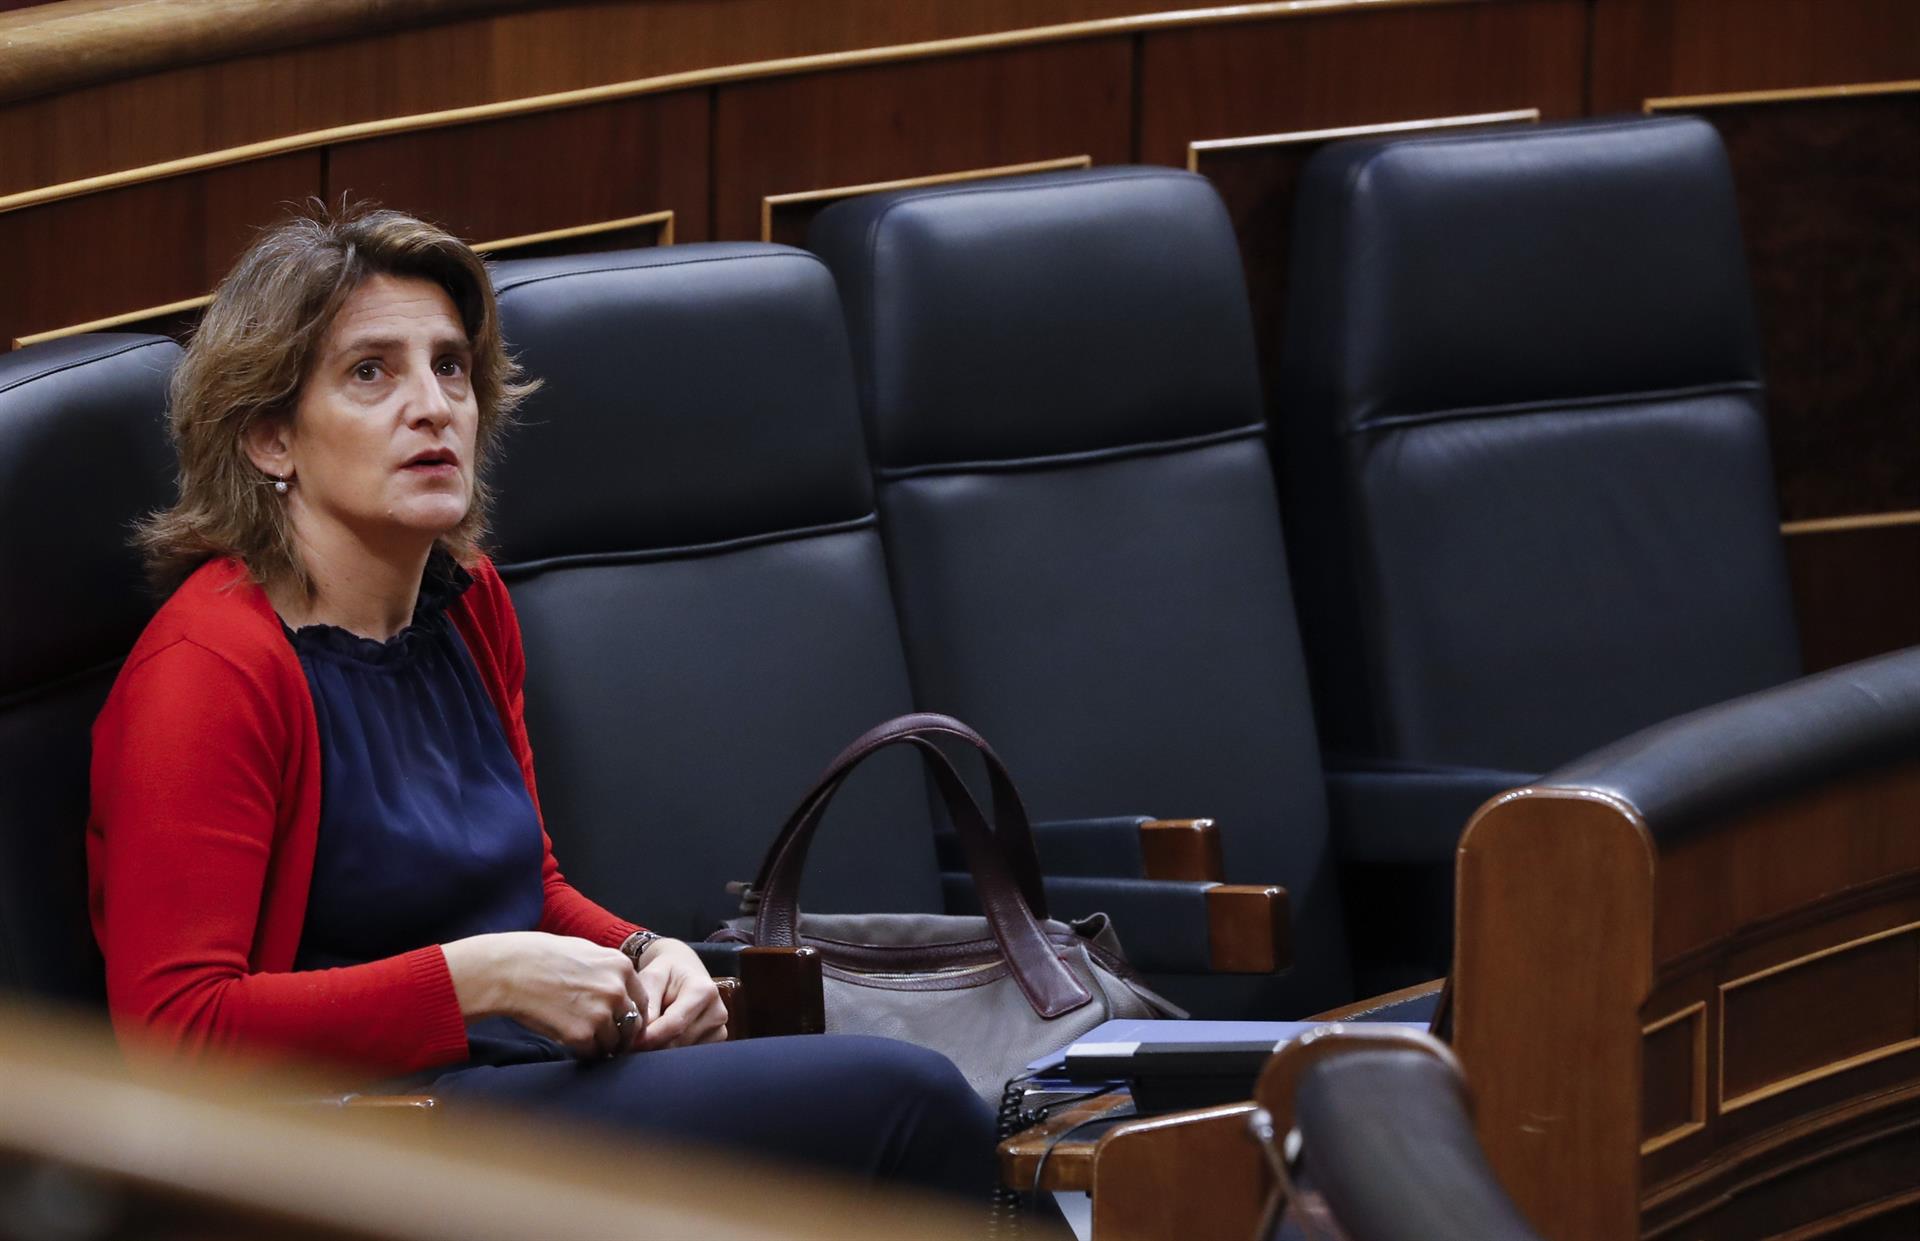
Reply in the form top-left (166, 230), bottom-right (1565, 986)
top-left (712, 39), bottom-right (1132, 242)
top-left (328, 89), bottom-right (711, 244)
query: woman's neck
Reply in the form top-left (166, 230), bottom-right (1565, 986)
top-left (272, 523), bottom-right (436, 641)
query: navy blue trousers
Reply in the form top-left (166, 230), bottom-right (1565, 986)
top-left (426, 1034), bottom-right (997, 1199)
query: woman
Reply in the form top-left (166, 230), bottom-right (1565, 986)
top-left (87, 205), bottom-right (994, 1194)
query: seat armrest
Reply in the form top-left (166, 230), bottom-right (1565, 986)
top-left (935, 815), bottom-right (1225, 881)
top-left (694, 942), bottom-right (817, 1040)
top-left (733, 946), bottom-right (824, 1039)
top-left (943, 874), bottom-right (1288, 975)
top-left (1326, 763), bottom-right (1536, 864)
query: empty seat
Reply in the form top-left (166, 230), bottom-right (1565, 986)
top-left (809, 168), bottom-right (1351, 1016)
top-left (1276, 116), bottom-right (1802, 983)
top-left (0, 334), bottom-right (182, 1007)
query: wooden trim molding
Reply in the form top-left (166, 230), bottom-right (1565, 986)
top-left (1644, 79), bottom-right (1920, 114)
top-left (1781, 510), bottom-right (1920, 537)
top-left (1184, 107), bottom-right (1540, 170)
top-left (1640, 1001), bottom-right (1708, 1156)
top-left (475, 209), bottom-right (676, 254)
top-left (760, 157), bottom-right (1092, 242)
top-left (13, 293), bottom-right (212, 350)
top-left (1715, 920), bottom-right (1920, 1114)
top-left (0, 0), bottom-right (1484, 108)
top-left (9, 210), bottom-right (676, 350)
top-left (0, 0), bottom-right (1485, 217)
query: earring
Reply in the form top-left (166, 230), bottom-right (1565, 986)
top-left (273, 476), bottom-right (290, 495)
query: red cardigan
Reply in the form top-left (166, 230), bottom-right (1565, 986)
top-left (87, 555), bottom-right (640, 1075)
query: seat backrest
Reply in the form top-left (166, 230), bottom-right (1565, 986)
top-left (487, 245), bottom-right (942, 940)
top-left (0, 334), bottom-right (181, 1007)
top-left (1278, 116), bottom-right (1801, 773)
top-left (808, 167), bottom-right (1351, 1015)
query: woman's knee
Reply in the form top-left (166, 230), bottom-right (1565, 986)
top-left (832, 1037), bottom-right (979, 1105)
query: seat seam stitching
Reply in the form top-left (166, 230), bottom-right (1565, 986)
top-left (0, 338), bottom-right (175, 397)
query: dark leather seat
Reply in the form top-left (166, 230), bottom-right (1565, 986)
top-left (808, 168), bottom-right (1351, 1016)
top-left (0, 334), bottom-right (182, 1008)
top-left (1276, 117), bottom-right (1802, 987)
top-left (489, 243), bottom-right (1249, 988)
top-left (486, 244), bottom-right (945, 943)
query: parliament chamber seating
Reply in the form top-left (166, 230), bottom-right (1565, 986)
top-left (4, 108), bottom-right (1914, 1241)
top-left (808, 165), bottom-right (1434, 1018)
top-left (1276, 116), bottom-right (1804, 991)
top-left (0, 334), bottom-right (180, 1012)
top-left (483, 242), bottom-right (1287, 1015)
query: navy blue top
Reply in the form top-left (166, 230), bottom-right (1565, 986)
top-left (287, 554), bottom-right (565, 1067)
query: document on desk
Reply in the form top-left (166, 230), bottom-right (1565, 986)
top-left (1030, 1018), bottom-right (1427, 1081)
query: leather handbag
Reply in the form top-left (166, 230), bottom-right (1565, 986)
top-left (716, 713), bottom-right (1181, 1103)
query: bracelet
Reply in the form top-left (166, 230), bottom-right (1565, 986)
top-left (619, 930), bottom-right (665, 970)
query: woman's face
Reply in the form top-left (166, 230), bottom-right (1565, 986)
top-left (250, 272), bottom-right (479, 557)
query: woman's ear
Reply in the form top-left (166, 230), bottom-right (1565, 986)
top-left (242, 416), bottom-right (294, 481)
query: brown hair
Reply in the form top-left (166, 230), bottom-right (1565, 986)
top-left (137, 203), bottom-right (535, 597)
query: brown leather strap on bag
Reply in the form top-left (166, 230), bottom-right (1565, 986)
top-left (746, 713), bottom-right (1048, 913)
top-left (750, 716), bottom-right (1093, 1019)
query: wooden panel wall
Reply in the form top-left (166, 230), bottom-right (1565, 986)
top-left (1, 0), bottom-right (1915, 671)
top-left (0, 0), bottom-right (1183, 195)
top-left (1588, 0), bottom-right (1920, 110)
top-left (715, 39), bottom-right (1134, 244)
top-left (1137, 0), bottom-right (1586, 163)
top-left (0, 153), bottom-right (319, 348)
top-left (1590, 0), bottom-right (1920, 671)
top-left (329, 89), bottom-right (712, 245)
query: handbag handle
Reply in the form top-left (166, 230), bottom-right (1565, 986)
top-left (751, 715), bottom-right (1093, 1019)
top-left (746, 712), bottom-right (1048, 915)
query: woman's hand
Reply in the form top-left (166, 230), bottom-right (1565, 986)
top-left (629, 937), bottom-right (729, 1050)
top-left (442, 931), bottom-right (646, 1058)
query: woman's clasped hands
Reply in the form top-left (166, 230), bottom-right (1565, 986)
top-left (442, 931), bottom-right (728, 1058)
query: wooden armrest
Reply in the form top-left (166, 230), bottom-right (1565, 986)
top-left (1001, 1092), bottom-right (1269, 1237)
top-left (998, 1090), bottom-right (1132, 1193)
top-left (735, 945), bottom-right (824, 1039)
top-left (1090, 1102), bottom-right (1268, 1241)
top-left (1205, 884), bottom-right (1290, 973)
top-left (1139, 818), bottom-right (1224, 882)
